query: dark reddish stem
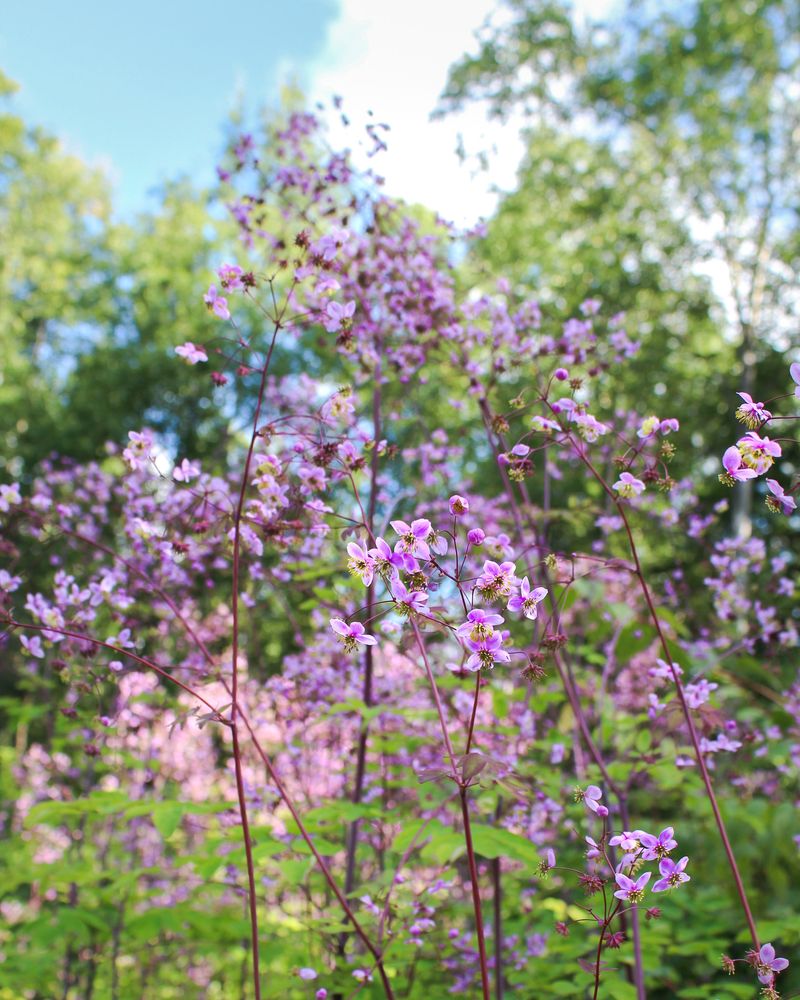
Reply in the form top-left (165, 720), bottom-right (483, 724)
top-left (570, 436), bottom-right (760, 949)
top-left (460, 789), bottom-right (492, 1000)
top-left (465, 672), bottom-right (482, 755)
top-left (227, 308), bottom-right (285, 1000)
top-left (236, 713), bottom-right (395, 999)
top-left (409, 619), bottom-right (490, 999)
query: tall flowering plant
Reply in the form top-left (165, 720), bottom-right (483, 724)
top-left (0, 106), bottom-right (797, 999)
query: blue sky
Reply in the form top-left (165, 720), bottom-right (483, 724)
top-left (1, 0), bottom-right (606, 225)
top-left (0, 0), bottom-right (338, 216)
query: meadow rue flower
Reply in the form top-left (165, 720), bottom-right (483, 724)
top-left (613, 472), bottom-right (645, 498)
top-left (173, 459), bottom-right (200, 482)
top-left (638, 827), bottom-right (677, 861)
top-left (637, 415), bottom-right (661, 439)
top-left (20, 635), bottom-right (44, 658)
top-left (316, 991), bottom-right (328, 1000)
top-left (449, 494), bottom-right (470, 516)
top-left (531, 415), bottom-right (560, 433)
top-left (583, 785), bottom-right (609, 817)
top-left (391, 578), bottom-right (428, 615)
top-left (368, 536), bottom-right (416, 575)
top-left (574, 412), bottom-right (609, 442)
top-left (651, 856), bottom-right (690, 892)
top-left (791, 361), bottom-right (800, 398)
top-left (719, 445), bottom-right (757, 484)
top-left (507, 577), bottom-right (548, 620)
top-left (609, 831), bottom-right (640, 851)
top-left (330, 618), bottom-right (377, 651)
top-left (756, 943), bottom-right (789, 985)
top-left (467, 528), bottom-right (486, 546)
top-left (203, 285), bottom-right (230, 320)
top-left (175, 342), bottom-right (208, 364)
top-left (613, 871), bottom-right (650, 903)
top-left (554, 367), bottom-right (569, 380)
top-left (297, 967), bottom-right (318, 981)
top-left (217, 263), bottom-right (243, 290)
top-left (390, 518), bottom-right (432, 559)
top-left (659, 418), bottom-right (679, 434)
top-left (476, 560), bottom-right (517, 601)
top-left (735, 392), bottom-right (772, 428)
top-left (323, 299), bottom-right (355, 334)
top-left (585, 836), bottom-right (601, 860)
top-left (456, 609), bottom-right (504, 642)
top-left (346, 542), bottom-right (375, 585)
top-left (465, 631), bottom-right (511, 671)
top-left (765, 479), bottom-right (796, 515)
top-left (737, 431), bottom-right (781, 475)
top-left (0, 482), bottom-right (22, 512)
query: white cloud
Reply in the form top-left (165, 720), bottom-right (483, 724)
top-left (306, 0), bottom-right (525, 227)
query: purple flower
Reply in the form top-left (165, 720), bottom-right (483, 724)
top-left (390, 518), bottom-right (432, 560)
top-left (323, 300), bottom-right (355, 334)
top-left (173, 458), bottom-right (200, 482)
top-left (507, 577), bottom-right (548, 620)
top-left (737, 431), bottom-right (781, 475)
top-left (297, 967), bottom-right (318, 981)
top-left (554, 367), bottom-right (569, 381)
top-left (476, 560), bottom-right (517, 600)
top-left (638, 827), bottom-right (677, 861)
top-left (203, 285), bottom-right (230, 320)
top-left (465, 631), bottom-right (511, 671)
top-left (765, 479), bottom-right (796, 516)
top-left (20, 635), bottom-right (44, 659)
top-left (651, 855), bottom-right (690, 892)
top-left (531, 415), bottom-right (561, 433)
top-left (368, 536), bottom-right (417, 574)
top-left (456, 609), bottom-right (504, 642)
top-left (584, 785), bottom-right (609, 818)
top-left (316, 992), bottom-right (328, 1000)
top-left (467, 528), bottom-right (485, 546)
top-left (175, 341), bottom-right (208, 365)
top-left (791, 361), bottom-right (800, 399)
top-left (637, 416), bottom-right (661, 439)
top-left (449, 494), bottom-right (470, 516)
top-left (736, 391), bottom-right (772, 428)
top-left (659, 418), bottom-right (679, 434)
top-left (756, 943), bottom-right (789, 985)
top-left (346, 542), bottom-right (375, 585)
top-left (613, 472), bottom-right (645, 498)
top-left (217, 263), bottom-right (243, 290)
top-left (720, 445), bottom-right (757, 482)
top-left (330, 618), bottom-right (377, 651)
top-left (613, 870), bottom-right (651, 903)
top-left (0, 483), bottom-right (22, 512)
top-left (391, 578), bottom-right (428, 615)
top-left (585, 836), bottom-right (601, 859)
top-left (609, 831), bottom-right (640, 851)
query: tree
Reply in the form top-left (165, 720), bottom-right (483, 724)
top-left (440, 0), bottom-right (800, 530)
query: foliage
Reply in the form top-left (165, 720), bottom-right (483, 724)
top-left (0, 100), bottom-right (798, 1000)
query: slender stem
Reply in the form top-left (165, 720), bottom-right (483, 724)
top-left (344, 351), bottom-right (382, 897)
top-left (410, 619), bottom-right (457, 774)
top-left (236, 713), bottom-right (395, 999)
top-left (228, 310), bottom-right (285, 1000)
top-left (230, 722), bottom-right (261, 997)
top-left (570, 439), bottom-right (760, 949)
top-left (465, 673), bottom-right (482, 755)
top-left (460, 788), bottom-right (492, 1000)
top-left (3, 620), bottom-right (225, 719)
top-left (492, 797), bottom-right (504, 1000)
top-left (619, 800), bottom-right (646, 1000)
